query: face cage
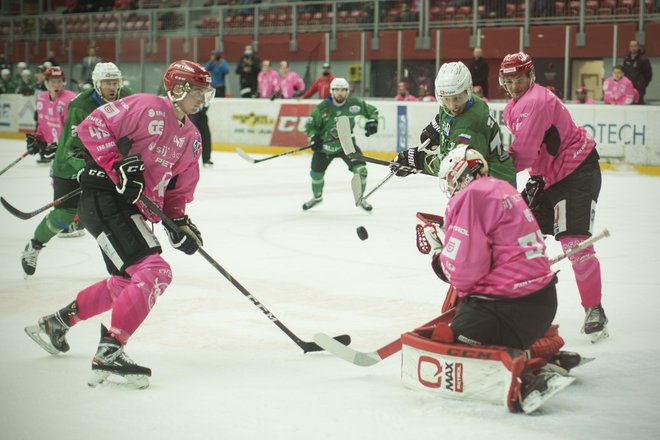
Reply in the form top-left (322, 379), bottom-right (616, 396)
top-left (440, 159), bottom-right (474, 198)
top-left (94, 78), bottom-right (123, 102)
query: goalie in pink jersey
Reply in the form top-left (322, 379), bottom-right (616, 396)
top-left (499, 52), bottom-right (608, 343)
top-left (407, 146), bottom-right (583, 413)
top-left (24, 60), bottom-right (215, 388)
top-left (28, 66), bottom-right (77, 163)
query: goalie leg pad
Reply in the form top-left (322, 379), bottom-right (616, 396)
top-left (401, 332), bottom-right (528, 412)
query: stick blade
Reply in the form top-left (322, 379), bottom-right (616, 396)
top-left (336, 116), bottom-right (356, 156)
top-left (303, 334), bottom-right (351, 353)
top-left (1, 197), bottom-right (32, 220)
top-left (235, 148), bottom-right (256, 164)
top-left (313, 333), bottom-right (381, 366)
top-left (351, 174), bottom-right (363, 206)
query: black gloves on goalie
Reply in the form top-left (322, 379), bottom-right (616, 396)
top-left (113, 154), bottom-right (145, 204)
top-left (419, 114), bottom-right (442, 150)
top-left (26, 133), bottom-right (47, 155)
top-left (391, 147), bottom-right (425, 177)
top-left (310, 134), bottom-right (324, 152)
top-left (364, 119), bottom-right (378, 137)
top-left (164, 215), bottom-right (203, 255)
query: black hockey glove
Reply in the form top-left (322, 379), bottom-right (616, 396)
top-left (419, 114), bottom-right (441, 150)
top-left (390, 147), bottom-right (424, 177)
top-left (113, 154), bottom-right (145, 204)
top-left (26, 133), bottom-right (46, 155)
top-left (364, 119), bottom-right (378, 137)
top-left (310, 134), bottom-right (324, 152)
top-left (164, 215), bottom-right (203, 255)
top-left (41, 143), bottom-right (58, 160)
top-left (521, 175), bottom-right (545, 211)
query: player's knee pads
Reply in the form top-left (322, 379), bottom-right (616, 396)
top-left (351, 164), bottom-right (368, 178)
top-left (310, 170), bottom-right (325, 183)
top-left (126, 254), bottom-right (173, 308)
top-left (46, 207), bottom-right (77, 233)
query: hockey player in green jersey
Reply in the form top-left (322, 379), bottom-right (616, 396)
top-left (21, 62), bottom-right (132, 277)
top-left (303, 77), bottom-right (379, 211)
top-left (392, 62), bottom-right (515, 185)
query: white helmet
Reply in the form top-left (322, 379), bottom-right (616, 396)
top-left (92, 62), bottom-right (123, 100)
top-left (438, 146), bottom-right (488, 197)
top-left (435, 62), bottom-right (472, 100)
top-left (330, 77), bottom-right (349, 91)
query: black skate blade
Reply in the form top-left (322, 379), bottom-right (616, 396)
top-left (88, 370), bottom-right (150, 390)
top-left (24, 325), bottom-right (60, 355)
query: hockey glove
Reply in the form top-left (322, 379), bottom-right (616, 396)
top-left (416, 223), bottom-right (444, 258)
top-left (310, 134), bottom-right (324, 152)
top-left (391, 147), bottom-right (424, 177)
top-left (419, 114), bottom-right (441, 150)
top-left (41, 143), bottom-right (58, 160)
top-left (164, 215), bottom-right (203, 255)
top-left (364, 119), bottom-right (378, 137)
top-left (521, 176), bottom-right (545, 211)
top-left (26, 133), bottom-right (46, 155)
top-left (113, 154), bottom-right (145, 204)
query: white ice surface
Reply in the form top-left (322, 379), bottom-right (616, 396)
top-left (1, 140), bottom-right (659, 440)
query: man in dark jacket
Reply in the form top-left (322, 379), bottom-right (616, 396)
top-left (468, 47), bottom-right (489, 99)
top-left (623, 40), bottom-right (653, 105)
top-left (235, 44), bottom-right (261, 98)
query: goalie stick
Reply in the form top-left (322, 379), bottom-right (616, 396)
top-left (138, 195), bottom-right (350, 354)
top-left (1, 187), bottom-right (82, 220)
top-left (236, 144), bottom-right (312, 164)
top-left (313, 226), bottom-right (611, 366)
top-left (0, 151), bottom-right (30, 177)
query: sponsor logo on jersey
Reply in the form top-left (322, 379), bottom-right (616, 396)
top-left (100, 102), bottom-right (120, 118)
top-left (456, 133), bottom-right (471, 143)
top-left (448, 225), bottom-right (469, 236)
top-left (148, 120), bottom-right (164, 135)
top-left (349, 105), bottom-right (360, 114)
top-left (192, 139), bottom-right (201, 156)
top-left (442, 236), bottom-right (461, 260)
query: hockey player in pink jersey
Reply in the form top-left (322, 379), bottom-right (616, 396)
top-left (404, 146), bottom-right (581, 413)
top-left (603, 65), bottom-right (639, 105)
top-left (499, 52), bottom-right (607, 342)
top-left (24, 60), bottom-right (215, 388)
top-left (28, 66), bottom-right (77, 163)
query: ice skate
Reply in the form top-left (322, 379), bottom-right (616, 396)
top-left (57, 219), bottom-right (85, 238)
top-left (88, 325), bottom-right (151, 389)
top-left (358, 199), bottom-right (373, 212)
top-left (21, 239), bottom-right (43, 277)
top-left (582, 304), bottom-right (609, 343)
top-left (24, 301), bottom-right (77, 355)
top-left (302, 195), bottom-right (323, 211)
top-left (547, 351), bottom-right (594, 375)
top-left (519, 366), bottom-right (575, 414)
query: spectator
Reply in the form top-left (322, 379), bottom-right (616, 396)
top-left (188, 102), bottom-right (214, 166)
top-left (0, 53), bottom-right (10, 72)
top-left (417, 83), bottom-right (437, 102)
top-left (80, 46), bottom-right (102, 87)
top-left (15, 69), bottom-right (36, 96)
top-left (622, 40), bottom-right (652, 105)
top-left (235, 44), bottom-right (260, 98)
top-left (469, 47), bottom-right (489, 98)
top-left (278, 61), bottom-right (305, 99)
top-left (205, 50), bottom-right (229, 97)
top-left (395, 81), bottom-right (416, 101)
top-left (472, 85), bottom-right (487, 102)
top-left (603, 65), bottom-right (638, 105)
top-left (46, 49), bottom-right (59, 67)
top-left (257, 59), bottom-right (280, 99)
top-left (0, 69), bottom-right (14, 94)
top-left (35, 65), bottom-right (47, 92)
top-left (13, 61), bottom-right (28, 83)
top-left (575, 86), bottom-right (595, 104)
top-left (301, 62), bottom-right (335, 100)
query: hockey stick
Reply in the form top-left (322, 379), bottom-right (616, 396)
top-left (236, 144), bottom-right (313, 164)
top-left (138, 195), bottom-right (351, 354)
top-left (314, 229), bottom-right (611, 366)
top-left (336, 115), bottom-right (432, 176)
top-left (0, 151), bottom-right (30, 177)
top-left (1, 187), bottom-right (82, 220)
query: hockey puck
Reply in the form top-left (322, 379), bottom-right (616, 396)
top-left (356, 226), bottom-right (368, 240)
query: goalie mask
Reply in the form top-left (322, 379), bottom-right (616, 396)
top-left (163, 60), bottom-right (215, 105)
top-left (438, 146), bottom-right (488, 197)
